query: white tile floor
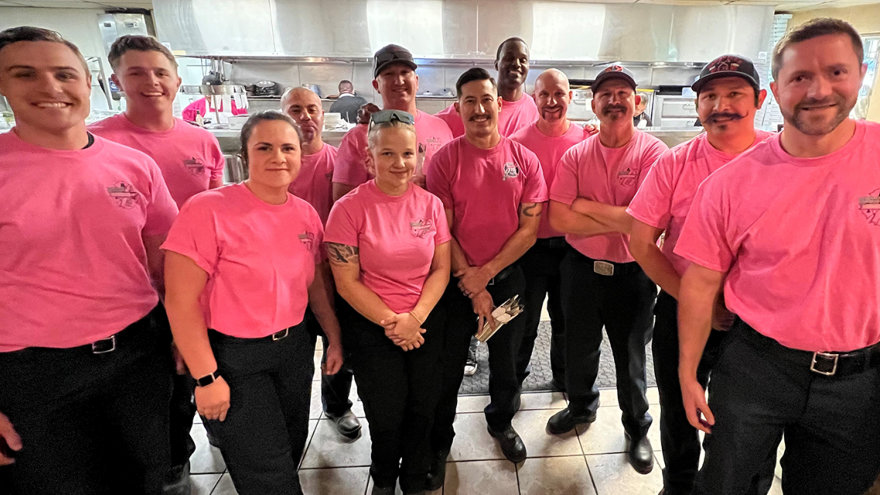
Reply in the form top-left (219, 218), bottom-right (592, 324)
top-left (188, 345), bottom-right (787, 495)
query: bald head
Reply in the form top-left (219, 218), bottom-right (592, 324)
top-left (281, 86), bottom-right (324, 148)
top-left (534, 68), bottom-right (572, 130)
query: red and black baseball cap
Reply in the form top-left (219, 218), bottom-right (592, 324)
top-left (373, 44), bottom-right (417, 78)
top-left (591, 64), bottom-right (637, 92)
top-left (692, 54), bottom-right (760, 94)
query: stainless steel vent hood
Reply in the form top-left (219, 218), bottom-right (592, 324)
top-left (154, 0), bottom-right (773, 62)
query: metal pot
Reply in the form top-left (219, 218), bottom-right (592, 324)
top-left (252, 80), bottom-right (280, 96)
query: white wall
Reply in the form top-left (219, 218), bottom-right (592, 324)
top-left (0, 7), bottom-right (107, 61)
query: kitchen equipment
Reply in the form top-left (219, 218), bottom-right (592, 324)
top-left (251, 80), bottom-right (281, 96)
top-left (653, 95), bottom-right (699, 128)
top-left (323, 112), bottom-right (342, 129)
top-left (301, 84), bottom-right (321, 98)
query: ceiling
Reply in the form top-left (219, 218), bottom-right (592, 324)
top-left (0, 0), bottom-right (876, 11)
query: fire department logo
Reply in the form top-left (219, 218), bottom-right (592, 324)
top-left (298, 231), bottom-right (316, 251)
top-left (707, 56), bottom-right (744, 74)
top-left (502, 162), bottom-right (520, 181)
top-left (410, 219), bottom-right (435, 239)
top-left (859, 189), bottom-right (880, 226)
top-left (107, 182), bottom-right (139, 209)
top-left (183, 156), bottom-right (206, 176)
top-left (617, 167), bottom-right (638, 187)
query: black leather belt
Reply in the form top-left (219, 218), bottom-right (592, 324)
top-left (208, 324), bottom-right (300, 343)
top-left (568, 247), bottom-right (643, 276)
top-left (82, 311), bottom-right (153, 355)
top-left (737, 320), bottom-right (880, 377)
top-left (535, 237), bottom-right (567, 249)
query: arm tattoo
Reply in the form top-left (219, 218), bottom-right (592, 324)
top-left (520, 202), bottom-right (541, 218)
top-left (326, 243), bottom-right (359, 265)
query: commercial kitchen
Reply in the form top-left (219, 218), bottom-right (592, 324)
top-left (1, 1), bottom-right (879, 494)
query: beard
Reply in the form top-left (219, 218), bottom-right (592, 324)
top-left (783, 93), bottom-right (853, 136)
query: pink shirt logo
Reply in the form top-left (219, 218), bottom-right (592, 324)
top-left (502, 162), bottom-right (520, 181)
top-left (859, 189), bottom-right (880, 226)
top-left (410, 218), bottom-right (436, 238)
top-left (183, 156), bottom-right (207, 176)
top-left (617, 167), bottom-right (638, 187)
top-left (106, 182), bottom-right (139, 209)
top-left (299, 231), bottom-right (316, 251)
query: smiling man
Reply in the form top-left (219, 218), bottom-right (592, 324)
top-left (426, 67), bottom-right (547, 485)
top-left (547, 65), bottom-right (667, 475)
top-left (674, 18), bottom-right (880, 495)
top-left (626, 54), bottom-right (774, 495)
top-left (436, 37), bottom-right (539, 138)
top-left (88, 35), bottom-right (227, 494)
top-left (0, 27), bottom-right (178, 494)
top-left (332, 44), bottom-right (452, 201)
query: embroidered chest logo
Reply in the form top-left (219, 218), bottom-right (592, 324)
top-left (410, 219), bottom-right (435, 239)
top-left (107, 182), bottom-right (139, 209)
top-left (183, 156), bottom-right (206, 176)
top-left (298, 231), bottom-right (316, 251)
top-left (617, 167), bottom-right (638, 187)
top-left (502, 162), bottom-right (520, 181)
top-left (858, 188), bottom-right (880, 226)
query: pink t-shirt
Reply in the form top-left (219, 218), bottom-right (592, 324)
top-left (90, 114), bottom-right (225, 208)
top-left (675, 120), bottom-right (880, 352)
top-left (627, 130), bottom-right (774, 276)
top-left (332, 110), bottom-right (453, 187)
top-left (162, 183), bottom-right (324, 338)
top-left (427, 136), bottom-right (548, 267)
top-left (181, 97), bottom-right (247, 122)
top-left (435, 93), bottom-right (539, 138)
top-left (325, 181), bottom-right (451, 313)
top-left (289, 143), bottom-right (337, 225)
top-left (0, 131), bottom-right (178, 352)
top-left (510, 122), bottom-right (590, 238)
top-left (550, 130), bottom-right (667, 263)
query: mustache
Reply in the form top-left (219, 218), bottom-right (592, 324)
top-left (603, 105), bottom-right (627, 114)
top-left (705, 112), bottom-right (745, 123)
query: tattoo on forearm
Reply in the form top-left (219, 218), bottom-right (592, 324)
top-left (520, 203), bottom-right (541, 217)
top-left (326, 243), bottom-right (359, 264)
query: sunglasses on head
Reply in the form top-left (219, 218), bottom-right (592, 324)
top-left (369, 110), bottom-right (415, 130)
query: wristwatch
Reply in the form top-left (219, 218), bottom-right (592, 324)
top-left (195, 371), bottom-right (222, 387)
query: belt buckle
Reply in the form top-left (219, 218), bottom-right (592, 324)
top-left (91, 335), bottom-right (117, 354)
top-left (272, 328), bottom-right (289, 341)
top-left (593, 260), bottom-right (614, 276)
top-left (810, 351), bottom-right (838, 376)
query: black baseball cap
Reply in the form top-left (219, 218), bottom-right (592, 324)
top-left (692, 55), bottom-right (760, 93)
top-left (591, 64), bottom-right (637, 92)
top-left (373, 44), bottom-right (417, 78)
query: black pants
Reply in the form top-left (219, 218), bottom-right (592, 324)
top-left (561, 247), bottom-right (655, 438)
top-left (339, 300), bottom-right (444, 493)
top-left (518, 237), bottom-right (567, 387)
top-left (653, 292), bottom-right (774, 495)
top-left (304, 304), bottom-right (355, 417)
top-left (432, 265), bottom-right (528, 452)
top-left (695, 320), bottom-right (880, 495)
top-left (204, 323), bottom-right (315, 495)
top-left (0, 308), bottom-right (172, 495)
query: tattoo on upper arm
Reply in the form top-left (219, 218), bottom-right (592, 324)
top-left (326, 243), bottom-right (359, 265)
top-left (520, 202), bottom-right (541, 217)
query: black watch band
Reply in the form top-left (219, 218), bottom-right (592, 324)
top-left (195, 371), bottom-right (221, 387)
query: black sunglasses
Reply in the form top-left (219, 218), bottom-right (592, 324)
top-left (369, 110), bottom-right (415, 130)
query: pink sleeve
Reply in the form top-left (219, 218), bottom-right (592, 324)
top-left (425, 146), bottom-right (453, 208)
top-left (520, 148), bottom-right (548, 203)
top-left (324, 199), bottom-right (360, 248)
top-left (673, 181), bottom-right (734, 272)
top-left (208, 138), bottom-right (226, 182)
top-left (182, 99), bottom-right (204, 122)
top-left (143, 158), bottom-right (179, 236)
top-left (627, 151), bottom-right (674, 229)
top-left (549, 147), bottom-right (580, 206)
top-left (637, 138), bottom-right (668, 189)
top-left (431, 196), bottom-right (451, 245)
top-left (332, 127), bottom-right (369, 186)
top-left (310, 209), bottom-right (326, 264)
top-left (161, 199), bottom-right (218, 274)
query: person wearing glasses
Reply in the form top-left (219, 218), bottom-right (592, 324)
top-left (332, 44), bottom-right (453, 201)
top-left (325, 110), bottom-right (451, 495)
top-left (162, 111), bottom-right (344, 495)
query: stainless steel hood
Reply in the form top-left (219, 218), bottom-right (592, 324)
top-left (154, 0), bottom-right (774, 62)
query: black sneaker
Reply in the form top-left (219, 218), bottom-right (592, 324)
top-left (546, 407), bottom-right (597, 435)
